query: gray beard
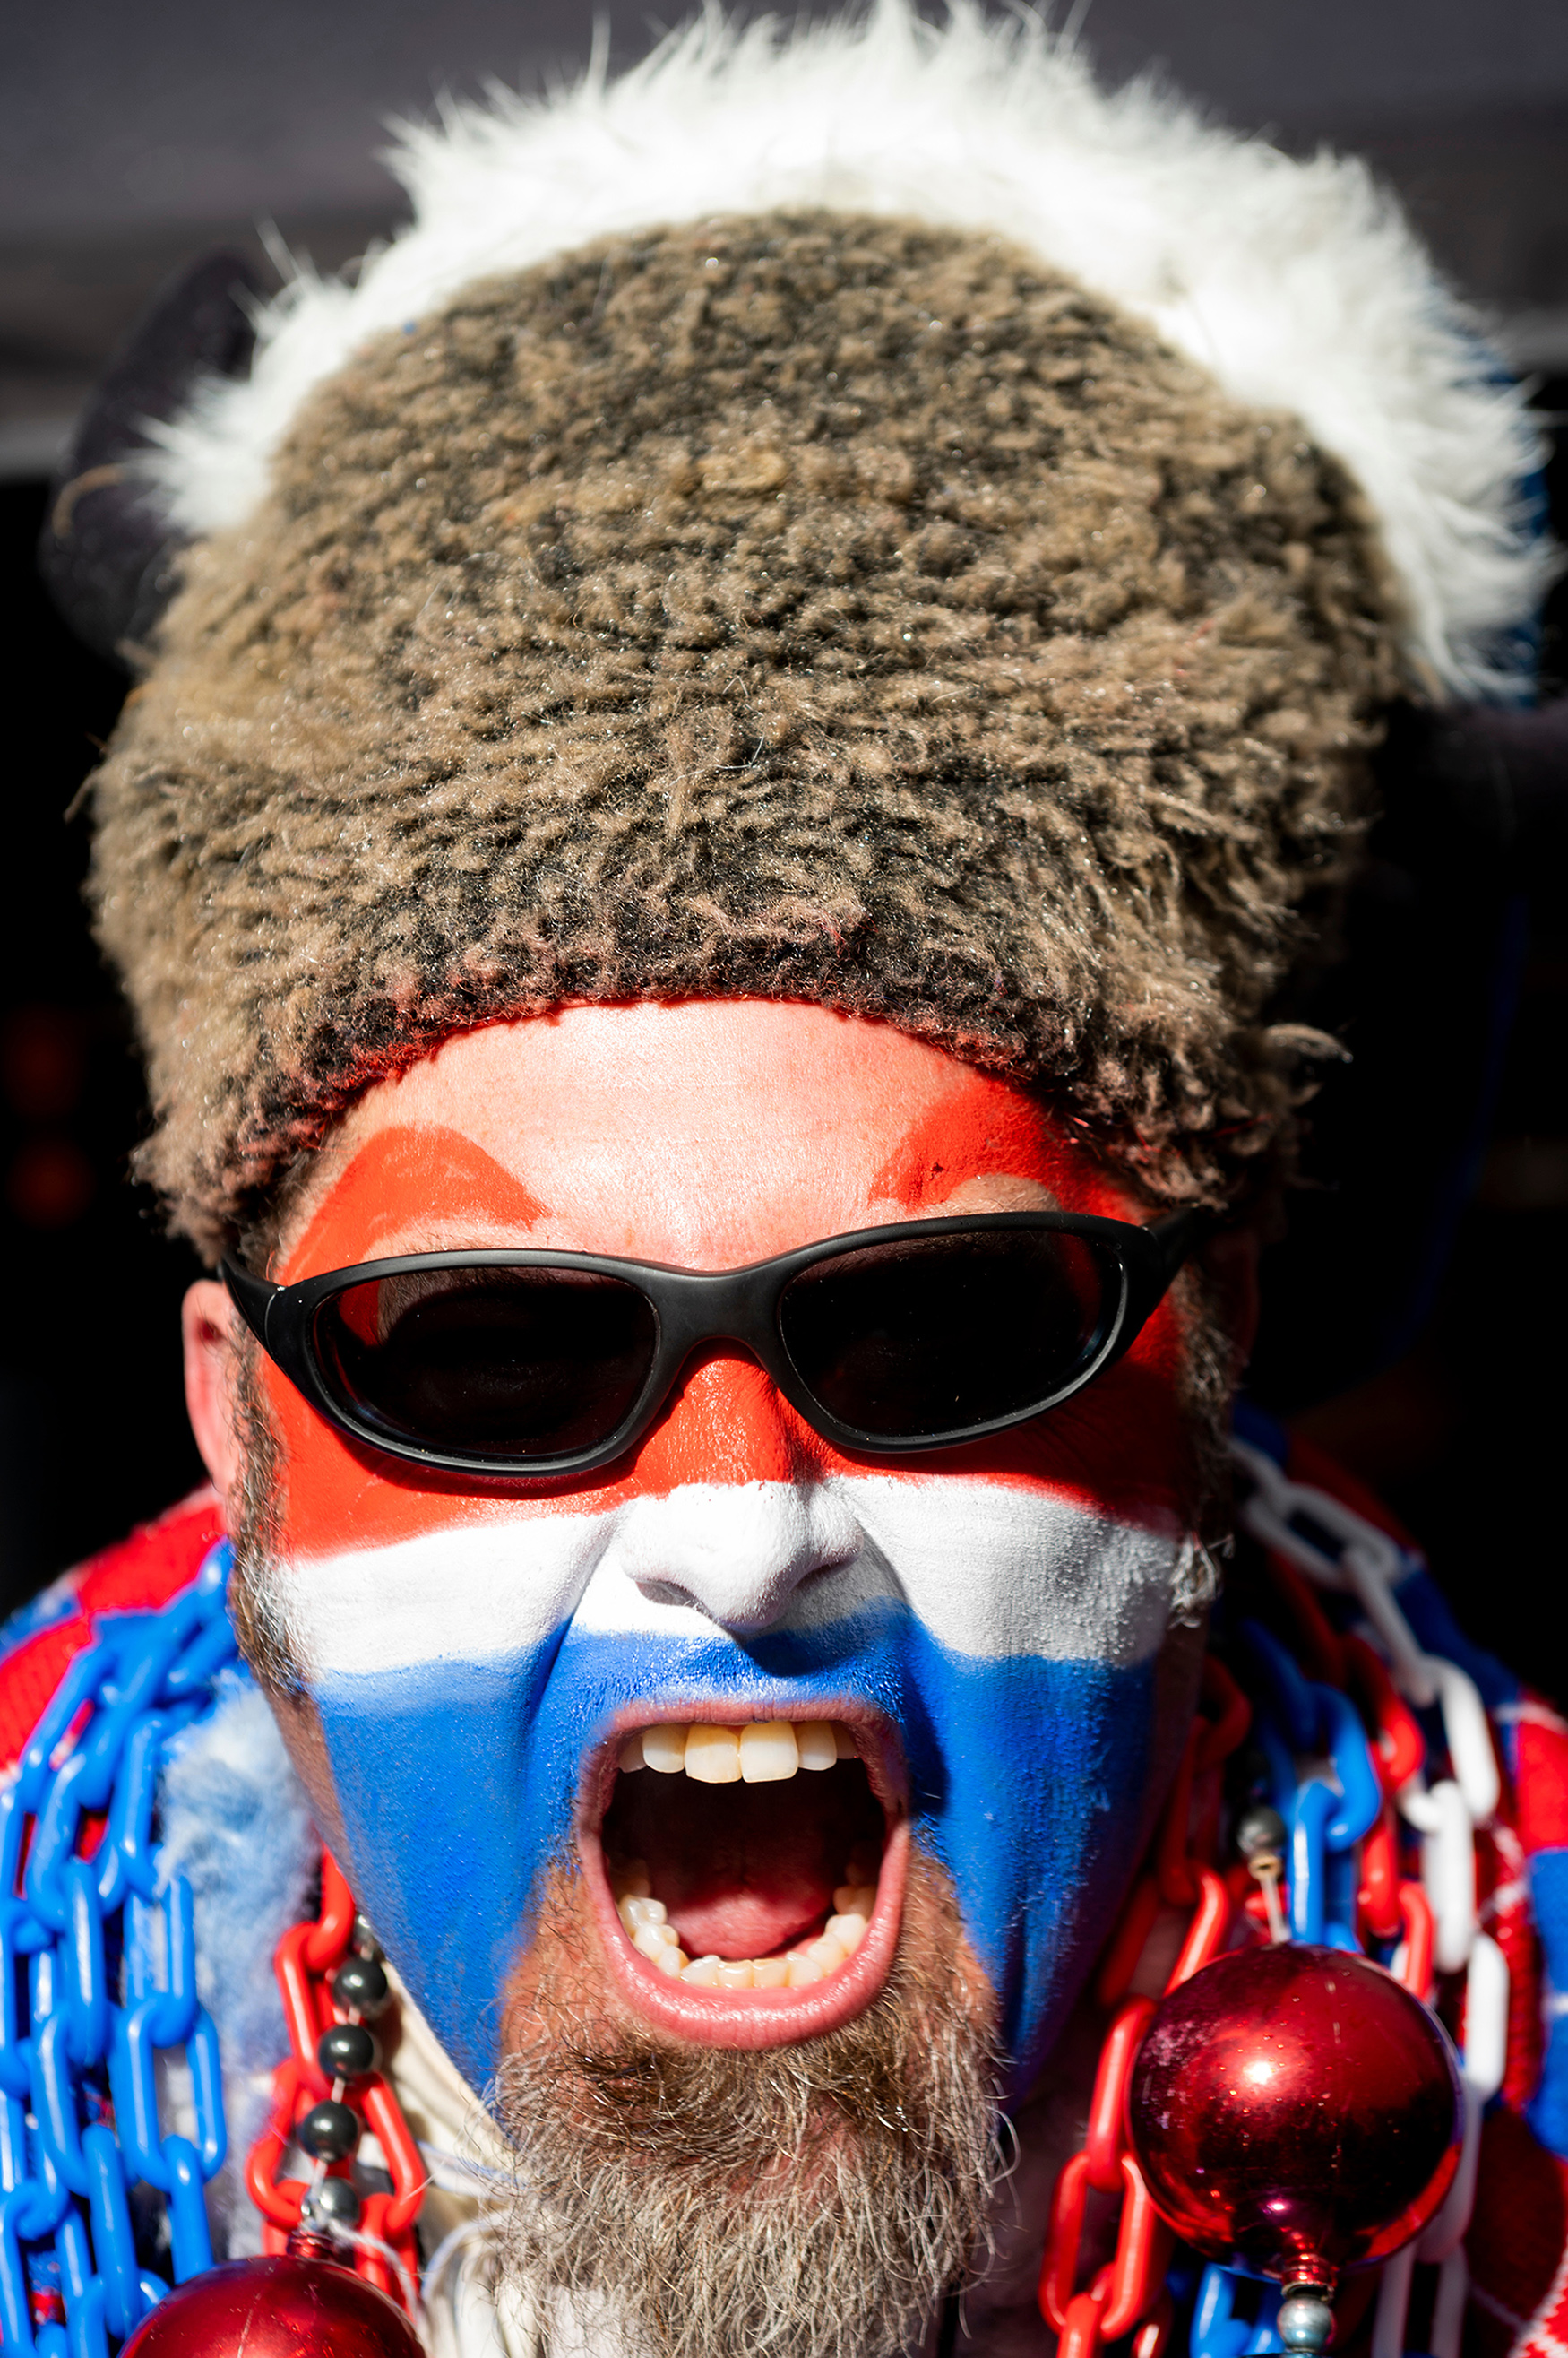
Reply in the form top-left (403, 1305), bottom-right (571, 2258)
top-left (487, 1866), bottom-right (1003, 2358)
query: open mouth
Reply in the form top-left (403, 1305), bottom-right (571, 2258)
top-left (580, 1710), bottom-right (908, 2045)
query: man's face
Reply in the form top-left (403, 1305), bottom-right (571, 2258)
top-left (196, 1001), bottom-right (1210, 2101)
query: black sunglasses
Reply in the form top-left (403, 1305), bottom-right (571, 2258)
top-left (220, 1207), bottom-right (1210, 1481)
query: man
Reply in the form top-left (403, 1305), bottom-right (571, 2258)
top-left (22, 9), bottom-right (1567, 2357)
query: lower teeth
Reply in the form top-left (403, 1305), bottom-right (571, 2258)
top-left (611, 1861), bottom-right (876, 1986)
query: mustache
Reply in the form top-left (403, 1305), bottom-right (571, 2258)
top-left (487, 1856), bottom-right (1003, 2358)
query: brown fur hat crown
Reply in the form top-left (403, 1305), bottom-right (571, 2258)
top-left (91, 206), bottom-right (1410, 1260)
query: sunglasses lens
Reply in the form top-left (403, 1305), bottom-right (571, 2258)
top-left (777, 1229), bottom-right (1112, 1439)
top-left (314, 1267), bottom-right (659, 1462)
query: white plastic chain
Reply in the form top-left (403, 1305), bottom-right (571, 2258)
top-left (1232, 1441), bottom-right (1511, 2358)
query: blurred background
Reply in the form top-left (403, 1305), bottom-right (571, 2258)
top-left (4, 0), bottom-right (1565, 1680)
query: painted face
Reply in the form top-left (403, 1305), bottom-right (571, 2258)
top-left (254, 1002), bottom-right (1204, 2096)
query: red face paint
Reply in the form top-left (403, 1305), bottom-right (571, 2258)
top-left (287, 1123), bottom-right (552, 1277)
top-left (869, 1084), bottom-right (1115, 1216)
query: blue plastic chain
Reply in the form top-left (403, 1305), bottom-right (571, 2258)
top-left (1190, 1637), bottom-right (1390, 2358)
top-left (0, 1544), bottom-right (236, 2358)
top-left (1240, 1620), bottom-right (1383, 1950)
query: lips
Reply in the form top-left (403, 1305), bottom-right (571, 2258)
top-left (579, 1709), bottom-right (909, 2045)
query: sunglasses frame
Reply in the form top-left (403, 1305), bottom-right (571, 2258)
top-left (220, 1205), bottom-right (1212, 1481)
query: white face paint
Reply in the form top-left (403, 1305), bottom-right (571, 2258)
top-left (280, 1475), bottom-right (1185, 1678)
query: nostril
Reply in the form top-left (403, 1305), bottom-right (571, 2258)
top-left (633, 1577), bottom-right (703, 1613)
top-left (629, 1566), bottom-right (847, 1636)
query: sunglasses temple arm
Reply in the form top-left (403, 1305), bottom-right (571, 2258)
top-left (219, 1256), bottom-right (280, 1349)
top-left (1142, 1206), bottom-right (1222, 1300)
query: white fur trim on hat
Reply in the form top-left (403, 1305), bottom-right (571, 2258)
top-left (146, 0), bottom-right (1550, 698)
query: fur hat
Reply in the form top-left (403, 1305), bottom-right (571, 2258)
top-left (79, 4), bottom-right (1548, 1261)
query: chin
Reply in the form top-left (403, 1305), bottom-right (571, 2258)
top-left (491, 1823), bottom-right (1002, 2358)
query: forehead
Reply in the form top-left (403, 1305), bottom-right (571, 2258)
top-left (280, 1000), bottom-right (1131, 1280)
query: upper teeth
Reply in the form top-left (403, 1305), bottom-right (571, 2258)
top-left (619, 1719), bottom-right (858, 1782)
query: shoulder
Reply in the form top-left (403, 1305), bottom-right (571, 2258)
top-left (0, 1489), bottom-right (227, 1772)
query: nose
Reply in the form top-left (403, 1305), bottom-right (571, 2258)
top-left (605, 1351), bottom-right (863, 1632)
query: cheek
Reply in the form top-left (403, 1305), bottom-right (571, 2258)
top-left (912, 1648), bottom-right (1162, 2080)
top-left (263, 1683), bottom-right (352, 1862)
top-left (832, 1468), bottom-right (1186, 1673)
top-left (263, 1361), bottom-right (544, 1554)
top-left (1023, 1290), bottom-right (1193, 1497)
top-left (869, 1476), bottom-right (1183, 2074)
top-left (901, 1291), bottom-right (1195, 1529)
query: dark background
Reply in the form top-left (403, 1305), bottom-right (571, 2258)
top-left (4, 1), bottom-right (1565, 1686)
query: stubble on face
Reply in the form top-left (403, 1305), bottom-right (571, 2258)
top-left (228, 1339), bottom-right (299, 1692)
top-left (492, 1852), bottom-right (1004, 2358)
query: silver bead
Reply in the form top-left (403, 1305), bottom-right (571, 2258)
top-left (1236, 1805), bottom-right (1288, 1861)
top-left (1278, 2295), bottom-right (1335, 2353)
top-left (304, 2174), bottom-right (362, 2229)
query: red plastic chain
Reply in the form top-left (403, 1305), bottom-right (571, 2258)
top-left (1039, 1663), bottom-right (1251, 2354)
top-left (246, 1853), bottom-right (426, 2310)
top-left (1344, 1634), bottom-right (1435, 1994)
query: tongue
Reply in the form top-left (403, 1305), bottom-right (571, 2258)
top-left (607, 1772), bottom-right (869, 1959)
top-left (666, 1858), bottom-right (831, 1959)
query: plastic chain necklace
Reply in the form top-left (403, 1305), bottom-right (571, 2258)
top-left (0, 1544), bottom-right (236, 2358)
top-left (0, 1442), bottom-right (1512, 2358)
top-left (0, 1539), bottom-right (429, 2347)
top-left (1034, 1438), bottom-right (1509, 2358)
top-left (243, 1852), bottom-right (424, 2310)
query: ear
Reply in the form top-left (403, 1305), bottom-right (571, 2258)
top-left (1201, 1224), bottom-right (1262, 1382)
top-left (182, 1279), bottom-right (246, 1510)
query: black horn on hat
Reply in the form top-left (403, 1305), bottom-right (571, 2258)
top-left (38, 250), bottom-right (264, 669)
top-left (1374, 692), bottom-right (1568, 899)
top-left (1252, 683), bottom-right (1566, 1407)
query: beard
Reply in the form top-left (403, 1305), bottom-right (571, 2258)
top-left (488, 1861), bottom-right (1003, 2358)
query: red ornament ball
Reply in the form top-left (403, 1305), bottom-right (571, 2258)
top-left (121, 2252), bottom-right (423, 2358)
top-left (1125, 1943), bottom-right (1462, 2287)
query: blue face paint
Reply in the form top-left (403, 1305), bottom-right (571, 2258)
top-left (316, 1602), bottom-right (1156, 2095)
